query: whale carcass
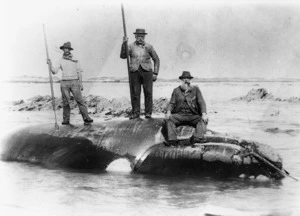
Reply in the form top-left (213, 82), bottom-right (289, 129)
top-left (0, 118), bottom-right (287, 179)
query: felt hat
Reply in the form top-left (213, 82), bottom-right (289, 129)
top-left (179, 71), bottom-right (194, 79)
top-left (60, 42), bottom-right (74, 50)
top-left (133, 28), bottom-right (148, 35)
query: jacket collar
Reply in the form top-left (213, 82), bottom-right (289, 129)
top-left (179, 85), bottom-right (193, 93)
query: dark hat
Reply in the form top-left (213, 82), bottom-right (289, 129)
top-left (179, 71), bottom-right (193, 79)
top-left (60, 42), bottom-right (74, 50)
top-left (133, 28), bottom-right (148, 35)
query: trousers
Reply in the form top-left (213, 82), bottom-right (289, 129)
top-left (60, 80), bottom-right (89, 122)
top-left (164, 113), bottom-right (207, 141)
top-left (129, 66), bottom-right (153, 115)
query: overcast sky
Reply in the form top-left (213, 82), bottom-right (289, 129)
top-left (2, 0), bottom-right (300, 80)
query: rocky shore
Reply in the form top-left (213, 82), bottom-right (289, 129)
top-left (7, 88), bottom-right (299, 120)
top-left (9, 95), bottom-right (169, 118)
top-left (232, 88), bottom-right (300, 103)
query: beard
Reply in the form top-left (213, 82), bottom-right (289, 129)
top-left (64, 51), bottom-right (71, 56)
top-left (184, 80), bottom-right (190, 85)
top-left (180, 81), bottom-right (191, 91)
top-left (136, 39), bottom-right (144, 44)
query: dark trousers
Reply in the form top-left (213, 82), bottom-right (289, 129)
top-left (164, 113), bottom-right (207, 141)
top-left (60, 80), bottom-right (90, 122)
top-left (129, 66), bottom-right (153, 115)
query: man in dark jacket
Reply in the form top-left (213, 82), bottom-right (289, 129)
top-left (164, 71), bottom-right (208, 145)
top-left (120, 28), bottom-right (160, 119)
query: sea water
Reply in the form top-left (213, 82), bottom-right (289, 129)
top-left (0, 81), bottom-right (300, 216)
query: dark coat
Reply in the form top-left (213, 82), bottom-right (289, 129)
top-left (167, 85), bottom-right (207, 115)
top-left (120, 42), bottom-right (160, 74)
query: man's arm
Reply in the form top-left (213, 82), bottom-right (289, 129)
top-left (196, 86), bottom-right (207, 114)
top-left (76, 61), bottom-right (84, 90)
top-left (120, 37), bottom-right (129, 59)
top-left (46, 59), bottom-right (60, 74)
top-left (78, 72), bottom-right (83, 90)
top-left (149, 45), bottom-right (160, 75)
top-left (166, 89), bottom-right (176, 118)
top-left (196, 86), bottom-right (208, 124)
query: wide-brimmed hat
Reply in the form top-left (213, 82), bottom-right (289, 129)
top-left (60, 42), bottom-right (74, 50)
top-left (133, 28), bottom-right (148, 35)
top-left (179, 71), bottom-right (193, 79)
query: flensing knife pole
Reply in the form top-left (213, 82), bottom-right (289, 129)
top-left (121, 4), bottom-right (133, 104)
top-left (43, 24), bottom-right (59, 130)
top-left (251, 152), bottom-right (298, 181)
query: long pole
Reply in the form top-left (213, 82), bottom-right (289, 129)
top-left (121, 4), bottom-right (133, 106)
top-left (251, 152), bottom-right (298, 181)
top-left (43, 24), bottom-right (59, 130)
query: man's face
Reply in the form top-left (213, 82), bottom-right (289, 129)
top-left (182, 78), bottom-right (191, 85)
top-left (135, 34), bottom-right (145, 44)
top-left (63, 48), bottom-right (71, 55)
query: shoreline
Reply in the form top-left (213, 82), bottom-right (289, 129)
top-left (4, 88), bottom-right (299, 114)
top-left (1, 100), bottom-right (299, 139)
top-left (1, 88), bottom-right (299, 144)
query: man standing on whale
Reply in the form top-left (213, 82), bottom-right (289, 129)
top-left (164, 71), bottom-right (208, 146)
top-left (120, 28), bottom-right (160, 119)
top-left (47, 42), bottom-right (93, 125)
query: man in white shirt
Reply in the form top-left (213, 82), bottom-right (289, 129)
top-left (47, 42), bottom-right (93, 125)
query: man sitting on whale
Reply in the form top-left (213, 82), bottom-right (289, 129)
top-left (164, 71), bottom-right (209, 146)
